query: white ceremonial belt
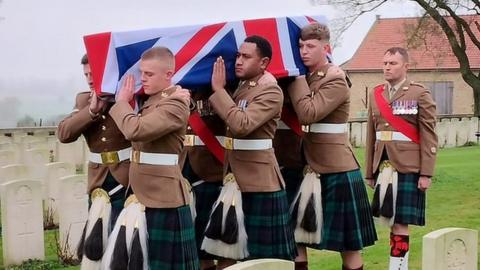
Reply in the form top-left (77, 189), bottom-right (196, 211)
top-left (302, 123), bottom-right (348, 133)
top-left (131, 150), bottom-right (178, 165)
top-left (376, 131), bottom-right (412, 142)
top-left (89, 147), bottom-right (132, 164)
top-left (224, 137), bottom-right (272, 150)
top-left (277, 120), bottom-right (290, 130)
top-left (184, 135), bottom-right (226, 147)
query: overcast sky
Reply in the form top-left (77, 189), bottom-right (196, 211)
top-left (0, 0), bottom-right (421, 126)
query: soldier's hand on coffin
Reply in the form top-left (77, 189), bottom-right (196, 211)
top-left (258, 71), bottom-right (277, 85)
top-left (171, 86), bottom-right (191, 103)
top-left (211, 56), bottom-right (226, 92)
top-left (417, 176), bottom-right (432, 191)
top-left (118, 74), bottom-right (135, 102)
top-left (89, 90), bottom-right (106, 114)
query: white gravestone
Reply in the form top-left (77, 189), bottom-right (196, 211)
top-left (1, 180), bottom-right (45, 266)
top-left (0, 164), bottom-right (30, 184)
top-left (58, 174), bottom-right (88, 258)
top-left (45, 162), bottom-right (76, 224)
top-left (422, 227), bottom-right (478, 270)
top-left (0, 150), bottom-right (15, 167)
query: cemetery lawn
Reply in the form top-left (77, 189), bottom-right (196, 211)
top-left (309, 145), bottom-right (480, 270)
top-left (0, 146), bottom-right (478, 269)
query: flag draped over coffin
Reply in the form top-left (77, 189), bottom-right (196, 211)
top-left (83, 15), bottom-right (328, 96)
top-left (83, 15), bottom-right (329, 163)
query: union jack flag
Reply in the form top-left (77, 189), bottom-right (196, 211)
top-left (83, 15), bottom-right (329, 96)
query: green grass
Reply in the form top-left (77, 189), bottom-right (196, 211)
top-left (309, 146), bottom-right (480, 270)
top-left (0, 146), bottom-right (479, 269)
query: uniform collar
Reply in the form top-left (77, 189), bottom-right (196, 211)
top-left (144, 85), bottom-right (177, 106)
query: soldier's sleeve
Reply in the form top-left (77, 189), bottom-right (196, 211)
top-left (365, 91), bottom-right (376, 179)
top-left (57, 93), bottom-right (96, 143)
top-left (209, 84), bottom-right (283, 137)
top-left (418, 88), bottom-right (438, 177)
top-left (109, 96), bottom-right (189, 142)
top-left (288, 72), bottom-right (349, 125)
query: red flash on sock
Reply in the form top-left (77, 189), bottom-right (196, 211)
top-left (390, 234), bottom-right (409, 257)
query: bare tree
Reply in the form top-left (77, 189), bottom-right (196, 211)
top-left (327, 0), bottom-right (480, 116)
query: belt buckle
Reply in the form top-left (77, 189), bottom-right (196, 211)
top-left (380, 131), bottom-right (393, 141)
top-left (224, 137), bottom-right (234, 150)
top-left (184, 135), bottom-right (195, 146)
top-left (101, 151), bottom-right (120, 164)
top-left (131, 150), bottom-right (140, 163)
top-left (301, 125), bottom-right (310, 133)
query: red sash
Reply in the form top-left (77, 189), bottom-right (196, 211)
top-left (280, 106), bottom-right (303, 137)
top-left (374, 84), bottom-right (420, 144)
top-left (188, 112), bottom-right (225, 164)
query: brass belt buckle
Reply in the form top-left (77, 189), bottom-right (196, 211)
top-left (224, 137), bottom-right (234, 150)
top-left (380, 131), bottom-right (393, 141)
top-left (184, 134), bottom-right (195, 146)
top-left (301, 125), bottom-right (310, 133)
top-left (101, 151), bottom-right (120, 164)
top-left (131, 150), bottom-right (141, 163)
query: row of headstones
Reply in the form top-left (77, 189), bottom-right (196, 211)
top-left (349, 117), bottom-right (479, 148)
top-left (0, 135), bottom-right (87, 170)
top-left (1, 175), bottom-right (88, 267)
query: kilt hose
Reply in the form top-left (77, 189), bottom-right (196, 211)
top-left (311, 169), bottom-right (377, 252)
top-left (146, 205), bottom-right (200, 270)
top-left (392, 172), bottom-right (426, 226)
top-left (241, 190), bottom-right (297, 260)
top-left (281, 167), bottom-right (304, 206)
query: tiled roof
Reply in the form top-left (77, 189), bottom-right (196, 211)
top-left (344, 15), bottom-right (480, 71)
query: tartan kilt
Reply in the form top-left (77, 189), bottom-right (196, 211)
top-left (281, 167), bottom-right (304, 205)
top-left (393, 172), bottom-right (426, 226)
top-left (242, 190), bottom-right (297, 260)
top-left (146, 205), bottom-right (200, 270)
top-left (192, 181), bottom-right (222, 260)
top-left (311, 169), bottom-right (377, 252)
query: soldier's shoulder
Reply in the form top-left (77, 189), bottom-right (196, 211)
top-left (75, 91), bottom-right (91, 107)
top-left (325, 64), bottom-right (345, 79)
top-left (408, 81), bottom-right (431, 93)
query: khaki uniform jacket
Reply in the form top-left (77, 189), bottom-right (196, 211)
top-left (209, 77), bottom-right (285, 192)
top-left (288, 64), bottom-right (359, 174)
top-left (180, 91), bottom-right (224, 182)
top-left (365, 81), bottom-right (438, 179)
top-left (109, 86), bottom-right (190, 208)
top-left (57, 92), bottom-right (130, 193)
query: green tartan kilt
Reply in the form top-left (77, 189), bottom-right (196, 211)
top-left (392, 172), bottom-right (426, 226)
top-left (311, 169), bottom-right (377, 252)
top-left (146, 205), bottom-right (200, 270)
top-left (242, 190), bottom-right (297, 260)
top-left (192, 181), bottom-right (222, 260)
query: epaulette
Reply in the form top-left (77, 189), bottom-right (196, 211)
top-left (410, 81), bottom-right (426, 88)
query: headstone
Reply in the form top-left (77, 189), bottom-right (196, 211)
top-left (360, 122), bottom-right (367, 147)
top-left (445, 118), bottom-right (457, 148)
top-left (58, 175), bottom-right (88, 258)
top-left (422, 227), bottom-right (478, 270)
top-left (45, 162), bottom-right (77, 224)
top-left (467, 117), bottom-right (479, 143)
top-left (224, 259), bottom-right (294, 270)
top-left (350, 122), bottom-right (362, 147)
top-left (0, 164), bottom-right (29, 184)
top-left (1, 180), bottom-right (45, 266)
top-left (0, 136), bottom-right (12, 144)
top-left (0, 150), bottom-right (15, 167)
top-left (0, 143), bottom-right (21, 163)
top-left (457, 118), bottom-right (471, 146)
top-left (57, 139), bottom-right (86, 172)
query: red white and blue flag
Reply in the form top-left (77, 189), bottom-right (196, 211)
top-left (83, 15), bottom-right (328, 96)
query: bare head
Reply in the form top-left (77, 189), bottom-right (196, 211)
top-left (81, 54), bottom-right (94, 91)
top-left (383, 47), bottom-right (409, 85)
top-left (140, 46), bottom-right (176, 95)
top-left (298, 23), bottom-right (331, 72)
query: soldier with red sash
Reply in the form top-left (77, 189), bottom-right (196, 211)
top-left (365, 47), bottom-right (437, 270)
top-left (288, 23), bottom-right (377, 270)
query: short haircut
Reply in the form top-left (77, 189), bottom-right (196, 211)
top-left (244, 35), bottom-right (272, 59)
top-left (81, 54), bottom-right (88, 65)
top-left (301, 22), bottom-right (330, 42)
top-left (141, 46), bottom-right (175, 70)
top-left (385, 47), bottom-right (409, 63)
